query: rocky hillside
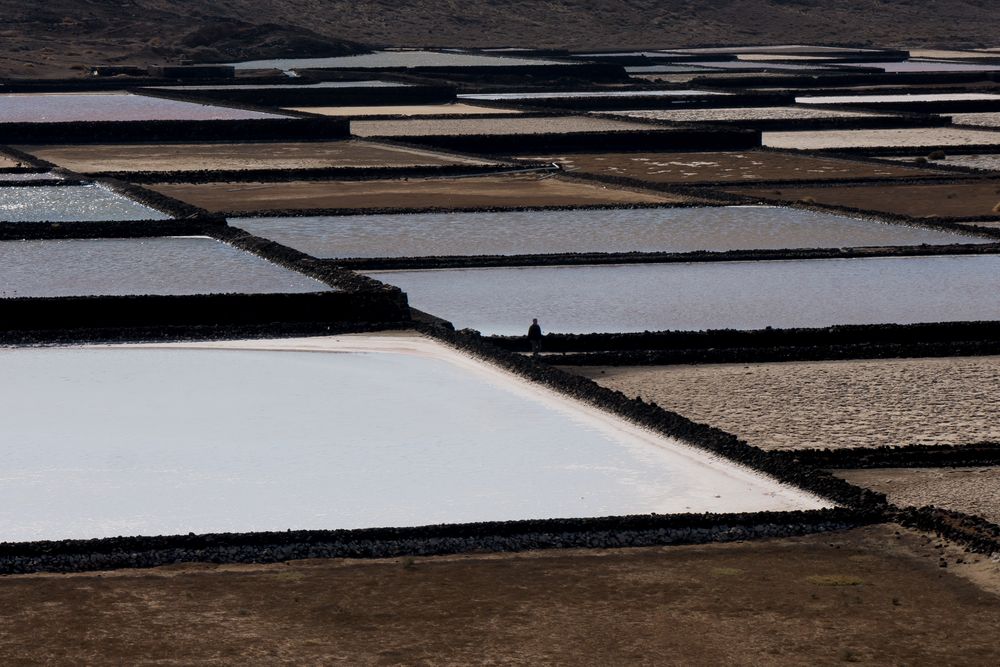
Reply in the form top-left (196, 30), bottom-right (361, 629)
top-left (1, 0), bottom-right (997, 77)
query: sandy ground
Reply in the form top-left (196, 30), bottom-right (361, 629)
top-left (951, 112), bottom-right (1000, 128)
top-left (151, 174), bottom-right (684, 213)
top-left (15, 140), bottom-right (491, 173)
top-left (536, 150), bottom-right (942, 184)
top-left (569, 356), bottom-right (1000, 451)
top-left (0, 155), bottom-right (19, 169)
top-left (286, 103), bottom-right (522, 117)
top-left (884, 153), bottom-right (1000, 172)
top-left (908, 49), bottom-right (1000, 59)
top-left (763, 127), bottom-right (1000, 150)
top-left (350, 115), bottom-right (652, 137)
top-left (0, 525), bottom-right (997, 665)
top-left (837, 468), bottom-right (1000, 524)
top-left (606, 107), bottom-right (881, 123)
top-left (733, 180), bottom-right (1000, 218)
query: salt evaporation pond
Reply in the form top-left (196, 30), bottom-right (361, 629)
top-left (230, 50), bottom-right (564, 71)
top-left (0, 237), bottom-right (329, 297)
top-left (0, 184), bottom-right (170, 221)
top-left (0, 92), bottom-right (286, 123)
top-left (459, 89), bottom-right (728, 101)
top-left (797, 93), bottom-right (1000, 105)
top-left (0, 335), bottom-right (827, 542)
top-left (369, 255), bottom-right (1000, 335)
top-left (234, 206), bottom-right (984, 259)
top-left (0, 172), bottom-right (63, 181)
top-left (836, 60), bottom-right (1000, 73)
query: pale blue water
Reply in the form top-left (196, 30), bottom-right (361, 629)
top-left (369, 255), bottom-right (1000, 334)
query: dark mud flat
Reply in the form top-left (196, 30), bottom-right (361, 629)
top-left (17, 140), bottom-right (492, 174)
top-left (733, 180), bottom-right (1000, 218)
top-left (0, 526), bottom-right (997, 665)
top-left (152, 174), bottom-right (683, 213)
top-left (539, 150), bottom-right (944, 184)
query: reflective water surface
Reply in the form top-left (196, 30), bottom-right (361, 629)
top-left (0, 92), bottom-right (285, 122)
top-left (236, 206), bottom-right (986, 259)
top-left (0, 237), bottom-right (330, 297)
top-left (369, 255), bottom-right (1000, 335)
top-left (0, 184), bottom-right (170, 221)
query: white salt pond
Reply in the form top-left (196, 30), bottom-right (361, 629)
top-left (0, 334), bottom-right (828, 542)
top-left (368, 255), bottom-right (1000, 335)
top-left (233, 206), bottom-right (985, 259)
top-left (0, 92), bottom-right (286, 123)
top-left (0, 184), bottom-right (170, 221)
top-left (0, 237), bottom-right (329, 298)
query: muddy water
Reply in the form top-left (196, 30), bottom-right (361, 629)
top-left (368, 255), bottom-right (1000, 335)
top-left (236, 206), bottom-right (987, 259)
top-left (0, 237), bottom-right (330, 298)
top-left (0, 92), bottom-right (285, 122)
top-left (0, 184), bottom-right (170, 221)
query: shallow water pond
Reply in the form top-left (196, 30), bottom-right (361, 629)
top-left (0, 237), bottom-right (329, 297)
top-left (235, 206), bottom-right (986, 259)
top-left (0, 184), bottom-right (170, 221)
top-left (0, 92), bottom-right (285, 123)
top-left (369, 255), bottom-right (1000, 335)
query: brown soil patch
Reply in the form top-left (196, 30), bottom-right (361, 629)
top-left (568, 356), bottom-right (1000, 450)
top-left (733, 180), bottom-right (1000, 218)
top-left (0, 525), bottom-right (997, 664)
top-left (0, 155), bottom-right (20, 169)
top-left (16, 140), bottom-right (491, 174)
top-left (536, 150), bottom-right (943, 184)
top-left (837, 468), bottom-right (1000, 524)
top-left (151, 174), bottom-right (682, 213)
top-left (351, 115), bottom-right (651, 137)
top-left (287, 103), bottom-right (522, 117)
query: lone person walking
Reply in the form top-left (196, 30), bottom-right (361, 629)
top-left (527, 318), bottom-right (543, 357)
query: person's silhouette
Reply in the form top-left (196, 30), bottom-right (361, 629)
top-left (527, 318), bottom-right (543, 357)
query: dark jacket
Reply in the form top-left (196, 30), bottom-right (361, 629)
top-left (528, 323), bottom-right (542, 340)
